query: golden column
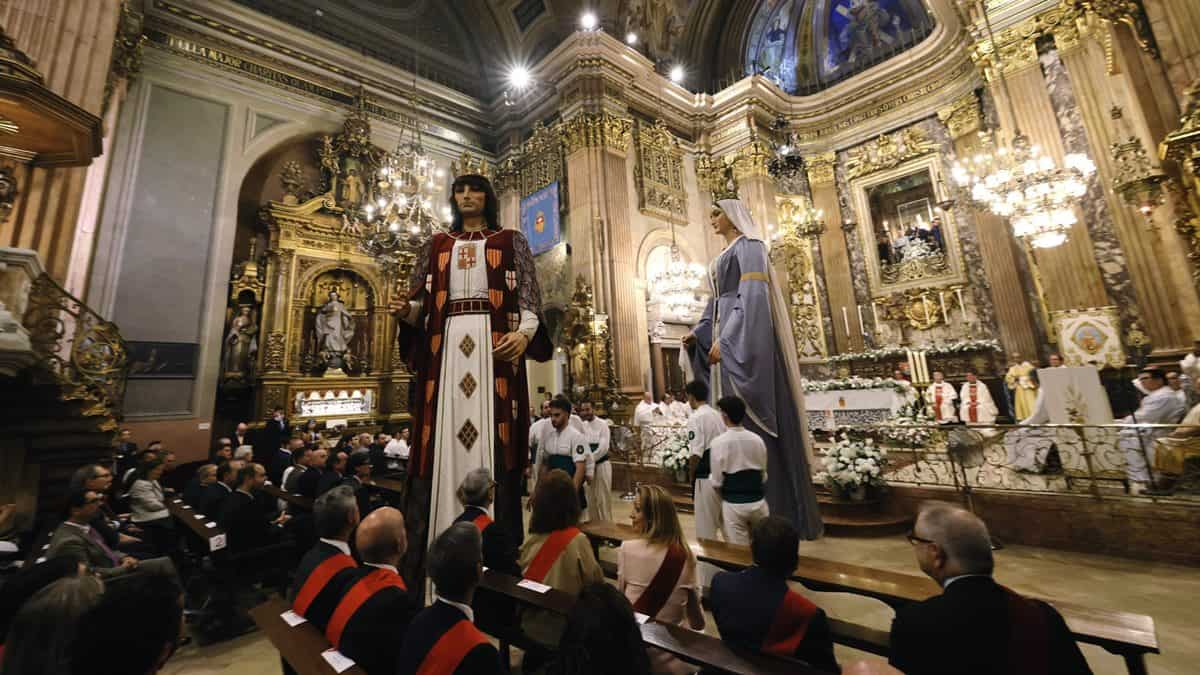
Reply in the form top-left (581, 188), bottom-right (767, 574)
top-left (938, 92), bottom-right (1040, 360)
top-left (974, 14), bottom-right (1110, 314)
top-left (731, 135), bottom-right (780, 234)
top-left (562, 111), bottom-right (641, 401)
top-left (806, 152), bottom-right (862, 352)
top-left (1050, 13), bottom-right (1200, 351)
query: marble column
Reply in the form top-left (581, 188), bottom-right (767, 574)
top-left (938, 93), bottom-right (1041, 361)
top-left (1054, 21), bottom-right (1200, 352)
top-left (1143, 0), bottom-right (1200, 100)
top-left (0, 0), bottom-right (124, 284)
top-left (807, 152), bottom-right (862, 353)
top-left (987, 49), bottom-right (1111, 314)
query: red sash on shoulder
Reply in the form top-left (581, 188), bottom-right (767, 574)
top-left (632, 543), bottom-right (687, 618)
top-left (471, 512), bottom-right (493, 533)
top-left (1002, 586), bottom-right (1050, 675)
top-left (523, 527), bottom-right (580, 583)
top-left (416, 619), bottom-right (488, 675)
top-left (293, 553), bottom-right (355, 617)
top-left (325, 568), bottom-right (408, 648)
top-left (762, 590), bottom-right (818, 657)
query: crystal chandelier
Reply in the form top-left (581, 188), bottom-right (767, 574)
top-left (950, 1), bottom-right (1096, 249)
top-left (358, 93), bottom-right (444, 275)
top-left (768, 116), bottom-right (805, 181)
top-left (649, 194), bottom-right (706, 319)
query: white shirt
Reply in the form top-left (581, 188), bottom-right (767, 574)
top-left (686, 404), bottom-right (725, 461)
top-left (365, 562), bottom-right (399, 575)
top-left (634, 401), bottom-right (663, 427)
top-left (536, 423), bottom-right (594, 479)
top-left (383, 438), bottom-right (409, 460)
top-left (319, 537), bottom-right (352, 556)
top-left (434, 596), bottom-right (475, 623)
top-left (576, 417), bottom-right (611, 462)
top-left (529, 417), bottom-right (552, 450)
top-left (666, 401), bottom-right (690, 420)
top-left (708, 426), bottom-right (768, 488)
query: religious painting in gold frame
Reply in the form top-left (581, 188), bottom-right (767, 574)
top-left (849, 154), bottom-right (965, 295)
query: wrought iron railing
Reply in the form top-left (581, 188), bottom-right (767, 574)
top-left (22, 273), bottom-right (128, 426)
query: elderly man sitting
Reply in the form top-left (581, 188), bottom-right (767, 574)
top-left (1122, 368), bottom-right (1188, 493)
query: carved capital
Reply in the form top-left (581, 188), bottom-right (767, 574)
top-left (937, 92), bottom-right (983, 141)
top-left (562, 112), bottom-right (632, 155)
top-left (805, 152), bottom-right (838, 187)
top-left (731, 139), bottom-right (773, 181)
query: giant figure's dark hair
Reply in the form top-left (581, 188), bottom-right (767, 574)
top-left (449, 174), bottom-right (501, 232)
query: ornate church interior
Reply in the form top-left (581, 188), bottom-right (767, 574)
top-left (2, 0), bottom-right (1200, 673)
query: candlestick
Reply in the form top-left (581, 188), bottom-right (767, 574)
top-left (857, 304), bottom-right (866, 336)
top-left (842, 306), bottom-right (850, 335)
top-left (955, 287), bottom-right (966, 322)
top-left (906, 350), bottom-right (916, 380)
top-left (871, 301), bottom-right (880, 329)
top-left (939, 291), bottom-right (949, 324)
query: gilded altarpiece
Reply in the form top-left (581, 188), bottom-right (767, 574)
top-left (634, 119), bottom-right (687, 220)
top-left (771, 195), bottom-right (827, 363)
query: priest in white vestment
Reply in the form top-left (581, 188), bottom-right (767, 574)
top-left (958, 373), bottom-right (998, 427)
top-left (663, 392), bottom-right (691, 421)
top-left (634, 391), bottom-right (664, 450)
top-left (1180, 340), bottom-right (1200, 382)
top-left (924, 371), bottom-right (958, 423)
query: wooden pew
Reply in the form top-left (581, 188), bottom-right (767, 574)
top-left (580, 521), bottom-right (1160, 675)
top-left (166, 497), bottom-right (226, 553)
top-left (368, 476), bottom-right (405, 503)
top-left (262, 484), bottom-right (313, 511)
top-left (249, 598), bottom-right (367, 675)
top-left (475, 569), bottom-right (814, 675)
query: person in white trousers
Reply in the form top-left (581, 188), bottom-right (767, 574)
top-left (709, 395), bottom-right (769, 546)
top-left (576, 401), bottom-right (612, 523)
top-left (685, 379), bottom-right (727, 590)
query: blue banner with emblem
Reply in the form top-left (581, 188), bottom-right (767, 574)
top-left (521, 182), bottom-right (561, 256)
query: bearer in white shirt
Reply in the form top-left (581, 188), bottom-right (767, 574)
top-left (709, 395), bottom-right (769, 546)
top-left (534, 397), bottom-right (594, 519)
top-left (528, 399), bottom-right (553, 493)
top-left (684, 380), bottom-right (726, 589)
top-left (575, 401), bottom-right (612, 523)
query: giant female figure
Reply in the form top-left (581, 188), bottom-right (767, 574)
top-left (684, 199), bottom-right (823, 539)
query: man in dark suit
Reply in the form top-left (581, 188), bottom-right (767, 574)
top-left (453, 467), bottom-right (519, 631)
top-left (297, 447), bottom-right (328, 500)
top-left (710, 516), bottom-right (838, 672)
top-left (268, 437), bottom-right (301, 486)
top-left (183, 464), bottom-right (217, 509)
top-left (218, 463), bottom-right (289, 553)
top-left (289, 485), bottom-right (361, 632)
top-left (324, 506), bottom-right (417, 674)
top-left (115, 428), bottom-right (138, 475)
top-left (233, 422), bottom-right (251, 453)
top-left (341, 452), bottom-right (374, 517)
top-left (396, 523), bottom-right (502, 674)
top-left (890, 502), bottom-right (1091, 675)
top-left (258, 407), bottom-right (290, 464)
top-left (199, 460), bottom-right (238, 517)
top-left (47, 489), bottom-right (177, 582)
top-left (317, 450), bottom-right (349, 498)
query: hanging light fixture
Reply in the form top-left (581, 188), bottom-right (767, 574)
top-left (358, 76), bottom-right (444, 275)
top-left (649, 196), bottom-right (706, 319)
top-left (949, 1), bottom-right (1095, 249)
top-left (1109, 106), bottom-right (1169, 224)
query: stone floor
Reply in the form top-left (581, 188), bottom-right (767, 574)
top-left (164, 493), bottom-right (1200, 675)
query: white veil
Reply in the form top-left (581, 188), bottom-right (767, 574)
top-left (716, 198), bottom-right (765, 241)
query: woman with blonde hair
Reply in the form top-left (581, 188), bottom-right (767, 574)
top-left (618, 484), bottom-right (704, 673)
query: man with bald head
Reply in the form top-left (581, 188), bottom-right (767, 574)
top-left (891, 502), bottom-right (1090, 675)
top-left (323, 507), bottom-right (417, 674)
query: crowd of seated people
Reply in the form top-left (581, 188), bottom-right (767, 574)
top-left (0, 409), bottom-right (1099, 675)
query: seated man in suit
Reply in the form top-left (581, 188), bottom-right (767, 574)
top-left (47, 489), bottom-right (177, 583)
top-left (397, 523), bottom-right (502, 674)
top-left (296, 447), bottom-right (328, 500)
top-left (289, 485), bottom-right (361, 632)
top-left (217, 463), bottom-right (289, 553)
top-left (890, 502), bottom-right (1091, 675)
top-left (324, 506), bottom-right (417, 674)
top-left (316, 450), bottom-right (348, 498)
top-left (341, 451), bottom-right (375, 517)
top-left (199, 460), bottom-right (239, 517)
top-left (268, 437), bottom-right (301, 486)
top-left (454, 467), bottom-right (520, 632)
top-left (183, 464), bottom-right (217, 509)
top-left (710, 516), bottom-right (838, 673)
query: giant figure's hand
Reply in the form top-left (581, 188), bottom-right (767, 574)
top-left (681, 333), bottom-right (696, 348)
top-left (493, 332), bottom-right (530, 362)
top-left (708, 342), bottom-right (721, 365)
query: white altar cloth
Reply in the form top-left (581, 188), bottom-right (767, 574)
top-left (804, 388), bottom-right (907, 430)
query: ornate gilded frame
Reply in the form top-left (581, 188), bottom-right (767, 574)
top-left (849, 153), bottom-right (965, 295)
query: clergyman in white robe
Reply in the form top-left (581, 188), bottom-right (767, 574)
top-left (924, 379), bottom-right (958, 423)
top-left (959, 378), bottom-right (998, 426)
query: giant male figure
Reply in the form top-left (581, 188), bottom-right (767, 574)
top-left (395, 174), bottom-right (551, 593)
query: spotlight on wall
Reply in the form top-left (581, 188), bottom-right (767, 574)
top-left (669, 65), bottom-right (685, 84)
top-left (580, 11), bottom-right (598, 30)
top-left (508, 66), bottom-right (532, 90)
top-left (625, 32), bottom-right (638, 45)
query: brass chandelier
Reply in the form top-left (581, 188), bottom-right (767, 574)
top-left (950, 0), bottom-right (1095, 249)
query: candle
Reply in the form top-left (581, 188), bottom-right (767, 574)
top-left (918, 352), bottom-right (929, 383)
top-left (955, 287), bottom-right (967, 322)
top-left (871, 301), bottom-right (880, 329)
top-left (842, 306), bottom-right (851, 335)
top-left (857, 305), bottom-right (866, 336)
top-left (939, 291), bottom-right (949, 324)
top-left (907, 350), bottom-right (916, 379)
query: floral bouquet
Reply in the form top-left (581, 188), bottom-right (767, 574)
top-left (802, 376), bottom-right (915, 396)
top-left (814, 432), bottom-right (889, 498)
top-left (880, 399), bottom-right (936, 447)
top-left (653, 429), bottom-right (692, 477)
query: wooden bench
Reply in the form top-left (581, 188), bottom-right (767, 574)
top-left (581, 521), bottom-right (1160, 675)
top-left (249, 598), bottom-right (367, 675)
top-left (262, 484), bottom-right (313, 511)
top-left (166, 498), bottom-right (226, 553)
top-left (476, 569), bottom-right (813, 675)
top-left (368, 476), bottom-right (406, 501)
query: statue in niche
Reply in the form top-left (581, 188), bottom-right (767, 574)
top-left (314, 290), bottom-right (356, 372)
top-left (318, 134), bottom-right (340, 199)
top-left (342, 166), bottom-right (364, 209)
top-left (223, 305), bottom-right (259, 380)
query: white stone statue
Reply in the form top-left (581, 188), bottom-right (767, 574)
top-left (314, 290), bottom-right (355, 368)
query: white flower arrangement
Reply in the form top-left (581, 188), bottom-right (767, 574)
top-left (653, 430), bottom-right (692, 473)
top-left (802, 376), bottom-right (916, 396)
top-left (826, 338), bottom-right (1002, 364)
top-left (879, 400), bottom-right (936, 447)
top-left (815, 432), bottom-right (889, 491)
